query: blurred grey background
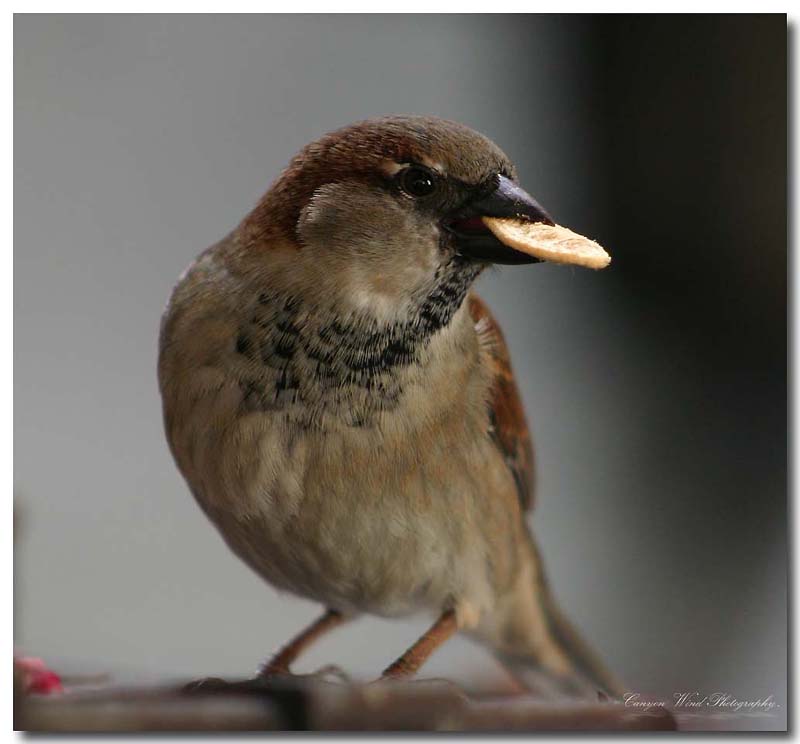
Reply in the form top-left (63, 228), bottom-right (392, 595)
top-left (14, 14), bottom-right (786, 730)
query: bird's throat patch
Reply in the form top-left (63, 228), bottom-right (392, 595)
top-left (233, 256), bottom-right (481, 426)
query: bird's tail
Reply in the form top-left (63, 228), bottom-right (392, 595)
top-left (485, 534), bottom-right (625, 700)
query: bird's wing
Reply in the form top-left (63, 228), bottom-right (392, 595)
top-left (468, 293), bottom-right (535, 511)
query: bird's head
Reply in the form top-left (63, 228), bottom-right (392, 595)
top-left (237, 115), bottom-right (608, 322)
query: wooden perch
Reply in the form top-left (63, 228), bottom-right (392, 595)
top-left (17, 677), bottom-right (678, 732)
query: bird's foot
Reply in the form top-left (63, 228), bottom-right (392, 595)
top-left (183, 664), bottom-right (351, 695)
top-left (309, 664), bottom-right (351, 684)
top-left (259, 664), bottom-right (345, 682)
top-left (257, 662), bottom-right (291, 679)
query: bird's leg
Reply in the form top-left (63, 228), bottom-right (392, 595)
top-left (380, 610), bottom-right (458, 680)
top-left (259, 608), bottom-right (348, 678)
top-left (183, 610), bottom-right (348, 693)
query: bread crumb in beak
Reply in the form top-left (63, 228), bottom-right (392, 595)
top-left (482, 217), bottom-right (611, 270)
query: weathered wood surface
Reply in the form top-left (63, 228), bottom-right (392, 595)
top-left (17, 677), bottom-right (678, 732)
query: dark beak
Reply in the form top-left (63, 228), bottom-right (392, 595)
top-left (445, 175), bottom-right (555, 265)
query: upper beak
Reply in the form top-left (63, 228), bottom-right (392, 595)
top-left (446, 174), bottom-right (611, 270)
top-left (445, 175), bottom-right (554, 265)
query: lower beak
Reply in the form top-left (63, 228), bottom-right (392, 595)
top-left (446, 175), bottom-right (610, 270)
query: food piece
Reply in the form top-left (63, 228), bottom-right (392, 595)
top-left (482, 217), bottom-right (611, 270)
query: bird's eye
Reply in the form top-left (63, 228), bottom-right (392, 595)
top-left (398, 167), bottom-right (438, 198)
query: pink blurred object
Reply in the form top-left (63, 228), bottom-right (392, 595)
top-left (14, 656), bottom-right (63, 694)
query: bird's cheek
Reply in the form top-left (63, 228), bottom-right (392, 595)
top-left (298, 181), bottom-right (404, 251)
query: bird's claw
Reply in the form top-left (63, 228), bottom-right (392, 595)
top-left (182, 676), bottom-right (280, 695)
top-left (257, 663), bottom-right (291, 679)
top-left (311, 664), bottom-right (350, 683)
top-left (182, 676), bottom-right (236, 693)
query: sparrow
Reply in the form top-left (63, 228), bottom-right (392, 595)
top-left (158, 115), bottom-right (620, 697)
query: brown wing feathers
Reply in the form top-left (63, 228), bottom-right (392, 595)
top-left (468, 294), bottom-right (535, 511)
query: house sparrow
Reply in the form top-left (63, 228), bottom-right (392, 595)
top-left (158, 115), bottom-right (620, 697)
